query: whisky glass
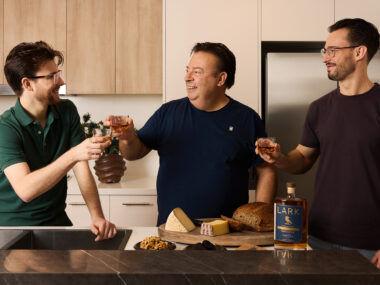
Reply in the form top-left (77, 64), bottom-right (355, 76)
top-left (257, 137), bottom-right (277, 154)
top-left (94, 127), bottom-right (112, 142)
top-left (110, 116), bottom-right (129, 132)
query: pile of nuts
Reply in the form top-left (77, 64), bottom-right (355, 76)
top-left (140, 236), bottom-right (170, 250)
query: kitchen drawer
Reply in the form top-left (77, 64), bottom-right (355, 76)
top-left (110, 195), bottom-right (158, 227)
top-left (66, 195), bottom-right (110, 227)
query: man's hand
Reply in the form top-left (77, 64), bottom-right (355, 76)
top-left (255, 139), bottom-right (282, 164)
top-left (90, 218), bottom-right (117, 242)
top-left (371, 250), bottom-right (380, 269)
top-left (104, 115), bottom-right (135, 141)
top-left (72, 135), bottom-right (111, 161)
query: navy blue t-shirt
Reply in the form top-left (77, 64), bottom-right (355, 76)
top-left (137, 97), bottom-right (266, 225)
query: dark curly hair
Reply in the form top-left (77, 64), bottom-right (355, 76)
top-left (4, 41), bottom-right (64, 96)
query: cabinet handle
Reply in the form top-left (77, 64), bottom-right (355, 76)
top-left (122, 202), bottom-right (153, 206)
top-left (68, 202), bottom-right (86, 206)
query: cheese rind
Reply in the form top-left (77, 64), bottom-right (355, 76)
top-left (165, 208), bottom-right (196, 232)
top-left (200, 220), bottom-right (229, 236)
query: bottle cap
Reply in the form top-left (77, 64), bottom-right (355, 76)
top-left (286, 182), bottom-right (296, 194)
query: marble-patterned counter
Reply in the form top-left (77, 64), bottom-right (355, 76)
top-left (0, 249), bottom-right (379, 284)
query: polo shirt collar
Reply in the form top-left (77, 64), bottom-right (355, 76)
top-left (14, 99), bottom-right (60, 127)
top-left (14, 98), bottom-right (34, 127)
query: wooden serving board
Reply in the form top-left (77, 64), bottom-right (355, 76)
top-left (158, 219), bottom-right (274, 247)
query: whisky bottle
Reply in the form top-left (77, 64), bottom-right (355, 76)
top-left (274, 182), bottom-right (308, 250)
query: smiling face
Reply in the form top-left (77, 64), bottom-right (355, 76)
top-left (184, 51), bottom-right (225, 107)
top-left (29, 60), bottom-right (64, 105)
top-left (322, 28), bottom-right (357, 81)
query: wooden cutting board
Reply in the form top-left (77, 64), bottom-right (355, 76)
top-left (158, 219), bottom-right (274, 247)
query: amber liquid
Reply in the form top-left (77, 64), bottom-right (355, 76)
top-left (258, 146), bottom-right (275, 153)
top-left (274, 197), bottom-right (308, 250)
top-left (111, 124), bottom-right (129, 132)
top-left (105, 135), bottom-right (112, 142)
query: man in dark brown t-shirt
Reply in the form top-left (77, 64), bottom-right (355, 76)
top-left (256, 18), bottom-right (380, 269)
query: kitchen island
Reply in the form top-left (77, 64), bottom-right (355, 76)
top-left (0, 227), bottom-right (379, 285)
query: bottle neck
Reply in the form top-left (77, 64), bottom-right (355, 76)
top-left (287, 187), bottom-right (296, 198)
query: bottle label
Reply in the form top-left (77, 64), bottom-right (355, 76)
top-left (274, 203), bottom-right (303, 243)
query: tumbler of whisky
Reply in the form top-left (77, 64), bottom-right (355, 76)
top-left (94, 127), bottom-right (112, 142)
top-left (257, 137), bottom-right (276, 154)
top-left (110, 116), bottom-right (129, 132)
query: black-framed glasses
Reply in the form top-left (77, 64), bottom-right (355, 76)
top-left (320, 45), bottom-right (360, 58)
top-left (28, 70), bottom-right (62, 84)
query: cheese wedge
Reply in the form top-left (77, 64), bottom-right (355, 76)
top-left (200, 220), bottom-right (229, 236)
top-left (165, 208), bottom-right (196, 232)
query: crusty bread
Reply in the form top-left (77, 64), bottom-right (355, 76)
top-left (231, 202), bottom-right (274, 232)
top-left (220, 215), bottom-right (253, 231)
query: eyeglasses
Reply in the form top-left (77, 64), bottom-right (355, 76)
top-left (28, 70), bottom-right (62, 84)
top-left (320, 45), bottom-right (360, 58)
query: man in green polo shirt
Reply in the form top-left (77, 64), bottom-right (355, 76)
top-left (0, 41), bottom-right (117, 241)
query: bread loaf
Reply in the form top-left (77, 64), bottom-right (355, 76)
top-left (228, 202), bottom-right (274, 232)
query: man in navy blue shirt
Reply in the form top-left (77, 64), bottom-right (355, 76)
top-left (106, 42), bottom-right (276, 225)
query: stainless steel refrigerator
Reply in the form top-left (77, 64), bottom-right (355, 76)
top-left (264, 49), bottom-right (380, 206)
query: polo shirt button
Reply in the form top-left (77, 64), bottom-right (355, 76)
top-left (38, 130), bottom-right (42, 135)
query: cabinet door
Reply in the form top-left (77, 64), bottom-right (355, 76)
top-left (262, 0), bottom-right (334, 41)
top-left (165, 0), bottom-right (260, 112)
top-left (335, 0), bottom-right (380, 29)
top-left (110, 195), bottom-right (158, 227)
top-left (66, 195), bottom-right (110, 227)
top-left (116, 0), bottom-right (162, 94)
top-left (67, 0), bottom-right (115, 94)
top-left (3, 0), bottom-right (66, 81)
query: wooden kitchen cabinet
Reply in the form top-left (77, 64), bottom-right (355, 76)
top-left (66, 194), bottom-right (110, 227)
top-left (109, 195), bottom-right (158, 227)
top-left (116, 0), bottom-right (162, 94)
top-left (67, 0), bottom-right (116, 94)
top-left (3, 0), bottom-right (66, 81)
top-left (165, 0), bottom-right (260, 112)
top-left (335, 0), bottom-right (380, 29)
top-left (261, 0), bottom-right (334, 41)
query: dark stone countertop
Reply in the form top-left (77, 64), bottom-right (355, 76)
top-left (0, 249), bottom-right (379, 284)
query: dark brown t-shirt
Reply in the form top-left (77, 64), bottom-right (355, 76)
top-left (301, 83), bottom-right (380, 250)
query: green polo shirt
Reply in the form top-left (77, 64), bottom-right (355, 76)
top-left (0, 99), bottom-right (85, 226)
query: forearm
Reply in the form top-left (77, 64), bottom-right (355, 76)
top-left (73, 162), bottom-right (105, 221)
top-left (255, 163), bottom-right (277, 203)
top-left (5, 148), bottom-right (77, 202)
top-left (119, 133), bottom-right (150, 161)
top-left (274, 148), bottom-right (316, 174)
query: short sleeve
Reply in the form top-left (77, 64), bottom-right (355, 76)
top-left (0, 121), bottom-right (25, 172)
top-left (252, 112), bottom-right (267, 167)
top-left (65, 100), bottom-right (86, 148)
top-left (300, 103), bottom-right (320, 148)
top-left (136, 107), bottom-right (163, 150)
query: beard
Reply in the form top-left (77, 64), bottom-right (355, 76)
top-left (36, 88), bottom-right (61, 105)
top-left (327, 57), bottom-right (355, 81)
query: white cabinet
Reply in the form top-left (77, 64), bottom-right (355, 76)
top-left (164, 0), bottom-right (261, 113)
top-left (335, 0), bottom-right (380, 29)
top-left (66, 195), bottom-right (110, 227)
top-left (109, 195), bottom-right (158, 227)
top-left (261, 0), bottom-right (334, 41)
